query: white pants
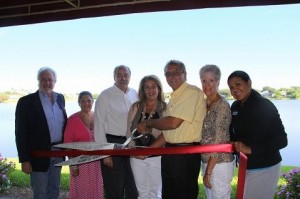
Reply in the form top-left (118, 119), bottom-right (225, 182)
top-left (130, 156), bottom-right (162, 199)
top-left (244, 162), bottom-right (281, 199)
top-left (202, 161), bottom-right (234, 199)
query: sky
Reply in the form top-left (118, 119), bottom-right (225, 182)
top-left (0, 4), bottom-right (300, 94)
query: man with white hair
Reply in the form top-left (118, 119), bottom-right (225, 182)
top-left (15, 67), bottom-right (67, 199)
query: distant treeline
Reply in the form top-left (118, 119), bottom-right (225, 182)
top-left (1, 86), bottom-right (300, 103)
top-left (219, 86), bottom-right (300, 100)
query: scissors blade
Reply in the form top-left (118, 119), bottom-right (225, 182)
top-left (55, 143), bottom-right (114, 166)
top-left (122, 128), bottom-right (143, 147)
top-left (54, 129), bottom-right (143, 166)
top-left (53, 142), bottom-right (114, 151)
top-left (55, 155), bottom-right (109, 166)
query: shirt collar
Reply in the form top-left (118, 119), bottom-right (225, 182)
top-left (113, 83), bottom-right (130, 94)
top-left (38, 90), bottom-right (57, 101)
top-left (171, 82), bottom-right (187, 98)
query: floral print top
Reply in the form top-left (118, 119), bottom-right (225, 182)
top-left (201, 97), bottom-right (234, 163)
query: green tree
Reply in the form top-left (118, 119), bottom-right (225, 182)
top-left (219, 89), bottom-right (232, 99)
top-left (261, 86), bottom-right (276, 97)
top-left (0, 93), bottom-right (9, 103)
top-left (287, 87), bottom-right (300, 99)
top-left (92, 93), bottom-right (99, 99)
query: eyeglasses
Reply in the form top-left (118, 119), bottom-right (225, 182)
top-left (40, 78), bottom-right (55, 83)
top-left (164, 70), bottom-right (184, 78)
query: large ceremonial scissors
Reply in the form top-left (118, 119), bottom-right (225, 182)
top-left (54, 129), bottom-right (142, 166)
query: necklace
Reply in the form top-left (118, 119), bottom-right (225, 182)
top-left (140, 102), bottom-right (157, 138)
top-left (141, 102), bottom-right (157, 122)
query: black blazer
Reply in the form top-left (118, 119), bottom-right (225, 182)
top-left (15, 90), bottom-right (67, 171)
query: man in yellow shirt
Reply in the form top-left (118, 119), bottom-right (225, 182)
top-left (138, 60), bottom-right (206, 199)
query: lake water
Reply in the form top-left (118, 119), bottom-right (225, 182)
top-left (1, 100), bottom-right (299, 166)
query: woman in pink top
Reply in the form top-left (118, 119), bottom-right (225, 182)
top-left (64, 91), bottom-right (104, 199)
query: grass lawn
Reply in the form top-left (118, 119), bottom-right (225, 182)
top-left (7, 158), bottom-right (70, 190)
top-left (6, 158), bottom-right (297, 199)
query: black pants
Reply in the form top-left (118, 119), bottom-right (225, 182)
top-left (101, 134), bottom-right (138, 199)
top-left (161, 153), bottom-right (201, 199)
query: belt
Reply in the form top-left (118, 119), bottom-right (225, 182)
top-left (51, 141), bottom-right (63, 146)
top-left (106, 134), bottom-right (126, 140)
top-left (165, 142), bottom-right (199, 147)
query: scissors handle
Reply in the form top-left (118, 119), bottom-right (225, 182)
top-left (121, 128), bottom-right (143, 148)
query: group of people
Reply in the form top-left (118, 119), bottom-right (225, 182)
top-left (15, 60), bottom-right (287, 199)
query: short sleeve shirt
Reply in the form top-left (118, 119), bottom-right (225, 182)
top-left (163, 82), bottom-right (206, 143)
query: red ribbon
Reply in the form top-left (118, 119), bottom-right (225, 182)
top-left (32, 144), bottom-right (247, 199)
top-left (33, 143), bottom-right (234, 157)
top-left (236, 152), bottom-right (248, 199)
